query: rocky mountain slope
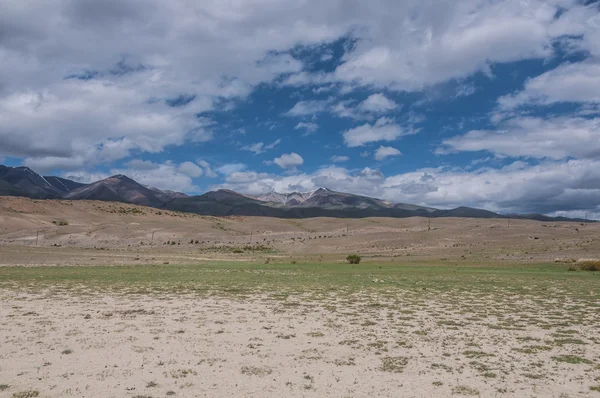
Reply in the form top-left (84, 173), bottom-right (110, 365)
top-left (0, 164), bottom-right (590, 222)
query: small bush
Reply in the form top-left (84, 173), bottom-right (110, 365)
top-left (52, 220), bottom-right (69, 226)
top-left (579, 261), bottom-right (600, 271)
top-left (346, 254), bottom-right (361, 264)
top-left (232, 249), bottom-right (244, 254)
top-left (569, 260), bottom-right (600, 272)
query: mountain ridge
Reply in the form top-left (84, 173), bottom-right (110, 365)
top-left (0, 165), bottom-right (592, 222)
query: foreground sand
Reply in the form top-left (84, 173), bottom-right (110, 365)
top-left (1, 197), bottom-right (599, 397)
top-left (1, 272), bottom-right (599, 398)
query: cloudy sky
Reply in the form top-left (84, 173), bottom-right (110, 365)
top-left (1, 0), bottom-right (600, 218)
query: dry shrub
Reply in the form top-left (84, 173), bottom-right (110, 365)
top-left (569, 260), bottom-right (600, 272)
top-left (578, 261), bottom-right (600, 271)
top-left (346, 255), bottom-right (361, 264)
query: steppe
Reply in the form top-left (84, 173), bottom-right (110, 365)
top-left (1, 197), bottom-right (599, 397)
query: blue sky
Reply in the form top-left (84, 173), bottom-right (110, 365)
top-left (1, 0), bottom-right (600, 217)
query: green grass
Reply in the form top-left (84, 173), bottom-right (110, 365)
top-left (0, 262), bottom-right (598, 304)
top-left (551, 355), bottom-right (595, 365)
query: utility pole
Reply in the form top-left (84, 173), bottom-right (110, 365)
top-left (151, 231), bottom-right (155, 245)
top-left (36, 230), bottom-right (39, 246)
top-left (346, 223), bottom-right (349, 236)
top-left (249, 230), bottom-right (253, 245)
top-left (507, 217), bottom-right (510, 228)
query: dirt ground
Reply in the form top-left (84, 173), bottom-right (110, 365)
top-left (1, 197), bottom-right (599, 398)
top-left (1, 196), bottom-right (599, 266)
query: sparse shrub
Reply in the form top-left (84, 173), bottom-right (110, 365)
top-left (12, 390), bottom-right (39, 398)
top-left (346, 254), bottom-right (361, 264)
top-left (232, 249), bottom-right (244, 254)
top-left (52, 220), bottom-right (69, 226)
top-left (579, 261), bottom-right (600, 271)
top-left (569, 260), bottom-right (600, 272)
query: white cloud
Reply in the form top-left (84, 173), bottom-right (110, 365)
top-left (374, 146), bottom-right (402, 161)
top-left (440, 116), bottom-right (600, 160)
top-left (498, 63), bottom-right (600, 110)
top-left (217, 163), bottom-right (248, 175)
top-left (331, 101), bottom-right (360, 119)
top-left (241, 139), bottom-right (281, 154)
top-left (198, 160), bottom-right (218, 178)
top-left (343, 117), bottom-right (405, 147)
top-left (359, 93), bottom-right (397, 113)
top-left (273, 152), bottom-right (304, 169)
top-left (285, 100), bottom-right (330, 117)
top-left (178, 161), bottom-right (204, 178)
top-left (295, 122), bottom-right (319, 134)
top-left (330, 155), bottom-right (350, 163)
top-left (332, 1), bottom-right (583, 91)
top-left (0, 80), bottom-right (214, 170)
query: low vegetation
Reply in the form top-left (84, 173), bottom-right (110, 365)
top-left (346, 254), bottom-right (361, 264)
top-left (568, 260), bottom-right (600, 272)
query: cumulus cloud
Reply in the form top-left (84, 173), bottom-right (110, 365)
top-left (217, 163), bottom-right (248, 175)
top-left (295, 122), bottom-right (319, 135)
top-left (330, 155), bottom-right (350, 163)
top-left (241, 139), bottom-right (281, 154)
top-left (440, 116), bottom-right (600, 160)
top-left (0, 0), bottom-right (329, 167)
top-left (358, 93), bottom-right (397, 113)
top-left (498, 63), bottom-right (600, 110)
top-left (198, 160), bottom-right (218, 178)
top-left (286, 100), bottom-right (330, 117)
top-left (273, 152), bottom-right (304, 169)
top-left (343, 117), bottom-right (405, 147)
top-left (374, 146), bottom-right (402, 161)
top-left (178, 161), bottom-right (204, 178)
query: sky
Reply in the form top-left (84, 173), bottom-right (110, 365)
top-left (1, 0), bottom-right (600, 218)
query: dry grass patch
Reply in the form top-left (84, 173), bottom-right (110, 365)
top-left (380, 356), bottom-right (409, 373)
top-left (241, 366), bottom-right (272, 377)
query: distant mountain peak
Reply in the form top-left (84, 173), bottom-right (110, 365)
top-left (0, 164), bottom-right (592, 222)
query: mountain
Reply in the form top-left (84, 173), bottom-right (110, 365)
top-left (165, 188), bottom-right (479, 219)
top-left (44, 176), bottom-right (87, 194)
top-left (433, 206), bottom-right (501, 219)
top-left (65, 175), bottom-right (174, 207)
top-left (0, 165), bottom-right (187, 208)
top-left (251, 190), bottom-right (317, 206)
top-left (251, 188), bottom-right (437, 213)
top-left (145, 185), bottom-right (188, 201)
top-left (0, 165), bottom-right (66, 198)
top-left (0, 164), bottom-right (592, 222)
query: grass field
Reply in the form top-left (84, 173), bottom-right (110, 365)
top-left (1, 261), bottom-right (599, 397)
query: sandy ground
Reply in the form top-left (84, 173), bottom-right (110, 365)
top-left (1, 288), bottom-right (599, 398)
top-left (1, 197), bottom-right (599, 397)
top-left (1, 197), bottom-right (599, 265)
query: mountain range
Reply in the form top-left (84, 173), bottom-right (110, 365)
top-left (0, 165), bottom-right (590, 222)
